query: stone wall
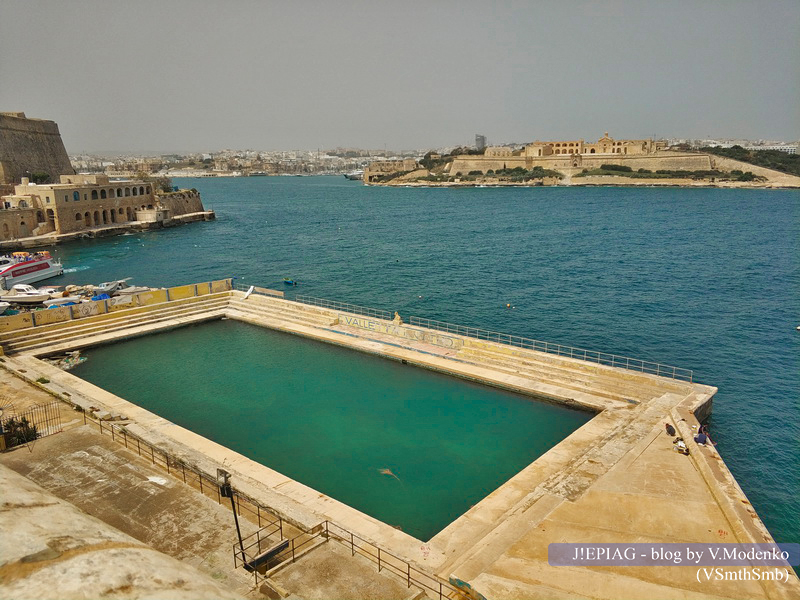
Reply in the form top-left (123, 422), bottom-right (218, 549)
top-left (0, 113), bottom-right (74, 184)
top-left (157, 189), bottom-right (205, 216)
top-left (449, 152), bottom-right (713, 175)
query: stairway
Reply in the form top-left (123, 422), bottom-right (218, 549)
top-left (0, 292), bottom-right (231, 356)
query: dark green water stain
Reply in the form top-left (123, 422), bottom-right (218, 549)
top-left (71, 319), bottom-right (591, 540)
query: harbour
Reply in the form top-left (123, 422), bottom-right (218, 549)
top-left (0, 176), bottom-right (797, 598)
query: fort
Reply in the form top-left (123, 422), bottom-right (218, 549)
top-left (364, 133), bottom-right (800, 187)
top-left (1, 281), bottom-right (797, 599)
top-left (0, 113), bottom-right (213, 247)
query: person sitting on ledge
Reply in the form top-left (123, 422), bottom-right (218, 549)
top-left (694, 431), bottom-right (709, 445)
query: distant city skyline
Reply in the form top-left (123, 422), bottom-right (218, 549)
top-left (1, 0), bottom-right (798, 153)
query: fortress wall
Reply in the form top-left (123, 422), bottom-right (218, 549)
top-left (157, 189), bottom-right (205, 216)
top-left (0, 113), bottom-right (74, 184)
top-left (705, 155), bottom-right (800, 185)
top-left (450, 152), bottom-right (712, 175)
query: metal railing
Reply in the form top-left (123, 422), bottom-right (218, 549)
top-left (84, 412), bottom-right (466, 599)
top-left (84, 413), bottom-right (284, 532)
top-left (295, 295), bottom-right (392, 321)
top-left (324, 521), bottom-right (469, 600)
top-left (409, 315), bottom-right (693, 382)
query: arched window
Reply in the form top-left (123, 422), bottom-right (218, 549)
top-left (76, 213), bottom-right (81, 221)
top-left (91, 190), bottom-right (98, 200)
top-left (101, 190), bottom-right (107, 199)
top-left (590, 148), bottom-right (596, 154)
top-left (117, 188), bottom-right (123, 197)
top-left (139, 186), bottom-right (145, 195)
top-left (147, 204), bottom-right (154, 210)
top-left (125, 187), bottom-right (131, 197)
top-left (146, 186), bottom-right (151, 194)
top-left (118, 208), bottom-right (124, 214)
top-left (132, 187), bottom-right (138, 196)
top-left (36, 211), bottom-right (44, 223)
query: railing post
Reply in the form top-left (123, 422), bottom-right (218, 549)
top-left (378, 547), bottom-right (381, 572)
top-left (351, 532), bottom-right (355, 556)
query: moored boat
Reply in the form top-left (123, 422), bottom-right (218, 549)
top-left (0, 284), bottom-right (52, 304)
top-left (0, 251), bottom-right (63, 290)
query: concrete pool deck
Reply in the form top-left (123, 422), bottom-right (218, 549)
top-left (1, 285), bottom-right (798, 599)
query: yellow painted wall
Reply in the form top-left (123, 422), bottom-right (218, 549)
top-left (168, 284), bottom-right (195, 300)
top-left (31, 306), bottom-right (71, 326)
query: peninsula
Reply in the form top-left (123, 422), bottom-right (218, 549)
top-left (363, 133), bottom-right (800, 188)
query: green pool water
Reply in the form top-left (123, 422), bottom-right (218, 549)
top-left (71, 319), bottom-right (592, 540)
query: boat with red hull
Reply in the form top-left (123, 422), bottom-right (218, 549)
top-left (0, 251), bottom-right (63, 290)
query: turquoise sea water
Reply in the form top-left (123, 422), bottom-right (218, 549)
top-left (71, 319), bottom-right (591, 540)
top-left (44, 177), bottom-right (798, 547)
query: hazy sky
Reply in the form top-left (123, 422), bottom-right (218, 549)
top-left (1, 0), bottom-right (798, 153)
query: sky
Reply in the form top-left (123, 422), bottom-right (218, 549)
top-left (1, 0), bottom-right (798, 153)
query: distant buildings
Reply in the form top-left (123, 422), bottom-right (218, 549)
top-left (475, 134), bottom-right (487, 151)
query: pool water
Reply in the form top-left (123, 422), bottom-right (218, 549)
top-left (71, 318), bottom-right (592, 540)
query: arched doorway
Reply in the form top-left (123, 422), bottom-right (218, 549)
top-left (93, 211), bottom-right (100, 225)
top-left (46, 209), bottom-right (55, 229)
top-left (84, 212), bottom-right (91, 226)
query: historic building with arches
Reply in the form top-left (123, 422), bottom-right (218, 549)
top-left (0, 174), bottom-right (205, 241)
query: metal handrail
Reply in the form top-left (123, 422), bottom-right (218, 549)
top-left (294, 295), bottom-right (392, 321)
top-left (409, 315), bottom-right (693, 382)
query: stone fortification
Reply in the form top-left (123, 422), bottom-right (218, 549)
top-left (157, 189), bottom-right (205, 216)
top-left (0, 112), bottom-right (74, 184)
top-left (448, 151), bottom-right (712, 176)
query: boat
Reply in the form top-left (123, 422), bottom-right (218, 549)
top-left (0, 251), bottom-right (63, 290)
top-left (283, 278), bottom-right (298, 286)
top-left (344, 170), bottom-right (364, 180)
top-left (90, 278), bottom-right (131, 295)
top-left (0, 301), bottom-right (10, 314)
top-left (0, 284), bottom-right (52, 304)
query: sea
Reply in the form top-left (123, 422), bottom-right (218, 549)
top-left (42, 176), bottom-right (799, 547)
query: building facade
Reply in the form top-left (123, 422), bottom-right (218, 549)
top-left (0, 174), bottom-right (204, 241)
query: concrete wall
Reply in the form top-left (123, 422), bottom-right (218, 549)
top-left (0, 113), bottom-right (74, 184)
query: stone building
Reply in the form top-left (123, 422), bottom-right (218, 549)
top-left (448, 133), bottom-right (704, 175)
top-left (523, 133), bottom-right (666, 157)
top-left (0, 174), bottom-right (205, 241)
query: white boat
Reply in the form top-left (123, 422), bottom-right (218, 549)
top-left (0, 284), bottom-right (52, 304)
top-left (91, 278), bottom-right (131, 295)
top-left (0, 251), bottom-right (63, 290)
top-left (0, 301), bottom-right (10, 313)
top-left (344, 170), bottom-right (364, 180)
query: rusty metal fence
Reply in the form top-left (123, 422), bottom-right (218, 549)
top-left (1, 401), bottom-right (63, 450)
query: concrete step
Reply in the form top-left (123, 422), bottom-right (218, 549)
top-left (227, 298), bottom-right (337, 329)
top-left (457, 345), bottom-right (677, 403)
top-left (2, 297), bottom-right (229, 354)
top-left (0, 292), bottom-right (232, 343)
top-left (3, 296), bottom-right (228, 349)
